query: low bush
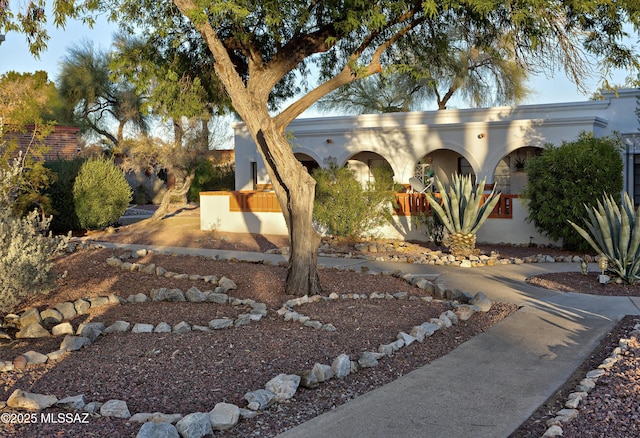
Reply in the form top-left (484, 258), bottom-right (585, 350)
top-left (0, 160), bottom-right (68, 313)
top-left (312, 164), bottom-right (398, 239)
top-left (73, 157), bottom-right (132, 230)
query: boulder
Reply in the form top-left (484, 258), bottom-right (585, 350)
top-left (312, 363), bottom-right (334, 382)
top-left (165, 289), bottom-right (186, 302)
top-left (175, 412), bottom-right (212, 438)
top-left (185, 287), bottom-right (206, 303)
top-left (104, 321), bottom-right (131, 334)
top-left (18, 308), bottom-right (41, 328)
top-left (52, 322), bottom-right (74, 336)
top-left (60, 335), bottom-right (91, 351)
top-left (172, 321), bottom-right (191, 334)
top-left (74, 299), bottom-right (91, 315)
top-left (209, 402), bottom-right (240, 431)
top-left (129, 412), bottom-right (183, 424)
top-left (332, 354), bottom-right (351, 378)
top-left (22, 350), bottom-right (48, 366)
top-left (40, 308), bottom-right (63, 325)
top-left (206, 292), bottom-right (228, 304)
top-left (7, 389), bottom-right (57, 410)
top-left (136, 422), bottom-right (180, 438)
top-left (244, 389), bottom-right (276, 410)
top-left (100, 399), bottom-right (131, 418)
top-left (77, 322), bottom-right (105, 342)
top-left (209, 318), bottom-right (234, 330)
top-left (57, 394), bottom-right (87, 410)
top-left (470, 292), bottom-right (492, 312)
top-left (218, 277), bottom-right (237, 292)
top-left (265, 374), bottom-right (300, 402)
top-left (16, 323), bottom-right (50, 339)
top-left (132, 323), bottom-right (154, 333)
top-left (154, 322), bottom-right (172, 333)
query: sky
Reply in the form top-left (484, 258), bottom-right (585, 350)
top-left (0, 15), bottom-right (636, 114)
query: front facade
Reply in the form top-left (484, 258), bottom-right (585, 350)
top-left (202, 89), bottom-right (640, 245)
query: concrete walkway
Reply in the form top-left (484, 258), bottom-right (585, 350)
top-left (87, 240), bottom-right (640, 437)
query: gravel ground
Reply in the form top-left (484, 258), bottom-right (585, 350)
top-left (2, 209), bottom-right (639, 437)
top-left (0, 247), bottom-right (515, 437)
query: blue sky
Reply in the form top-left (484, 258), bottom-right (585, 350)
top-left (0, 15), bottom-right (635, 111)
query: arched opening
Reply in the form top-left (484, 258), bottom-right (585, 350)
top-left (416, 150), bottom-right (475, 187)
top-left (498, 146), bottom-right (542, 194)
top-left (294, 152), bottom-right (320, 174)
top-left (343, 151), bottom-right (394, 186)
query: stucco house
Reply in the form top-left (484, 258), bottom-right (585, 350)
top-left (201, 89), bottom-right (640, 246)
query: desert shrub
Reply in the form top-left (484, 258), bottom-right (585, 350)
top-left (73, 157), bottom-right (132, 230)
top-left (45, 157), bottom-right (86, 232)
top-left (0, 160), bottom-right (68, 313)
top-left (312, 164), bottom-right (398, 239)
top-left (188, 159), bottom-right (235, 202)
top-left (522, 132), bottom-right (623, 250)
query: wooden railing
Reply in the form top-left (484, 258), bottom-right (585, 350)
top-left (394, 193), bottom-right (516, 219)
top-left (228, 191), bottom-right (282, 212)
top-left (208, 190), bottom-right (516, 219)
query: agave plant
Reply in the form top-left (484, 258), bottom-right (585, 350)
top-left (569, 192), bottom-right (640, 284)
top-left (425, 174), bottom-right (501, 257)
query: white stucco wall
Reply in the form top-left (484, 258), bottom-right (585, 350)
top-left (234, 90), bottom-right (640, 193)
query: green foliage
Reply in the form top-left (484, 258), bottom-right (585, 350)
top-left (312, 164), bottom-right (398, 239)
top-left (45, 158), bottom-right (86, 232)
top-left (188, 159), bottom-right (235, 202)
top-left (569, 192), bottom-right (640, 284)
top-left (425, 174), bottom-right (501, 235)
top-left (0, 159), bottom-right (69, 313)
top-left (522, 132), bottom-right (623, 250)
top-left (73, 157), bottom-right (132, 230)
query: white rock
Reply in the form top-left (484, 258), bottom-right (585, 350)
top-left (132, 323), bottom-right (155, 333)
top-left (244, 389), bottom-right (276, 410)
top-left (104, 321), bottom-right (131, 334)
top-left (60, 335), bottom-right (91, 351)
top-left (22, 350), bottom-right (48, 365)
top-left (332, 354), bottom-right (351, 378)
top-left (52, 322), bottom-right (74, 336)
top-left (312, 363), bottom-right (334, 382)
top-left (136, 422), bottom-right (180, 438)
top-left (130, 412), bottom-right (183, 424)
top-left (7, 389), bottom-right (58, 410)
top-left (154, 322), bottom-right (172, 333)
top-left (57, 394), bottom-right (86, 410)
top-left (172, 321), bottom-right (191, 334)
top-left (100, 399), bottom-right (131, 418)
top-left (265, 374), bottom-right (301, 401)
top-left (209, 402), bottom-right (240, 431)
top-left (397, 331), bottom-right (417, 346)
top-left (176, 412), bottom-right (212, 438)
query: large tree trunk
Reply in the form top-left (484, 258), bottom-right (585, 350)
top-left (150, 171), bottom-right (195, 221)
top-left (255, 129), bottom-right (322, 297)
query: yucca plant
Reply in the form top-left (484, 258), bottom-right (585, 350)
top-left (425, 173), bottom-right (501, 257)
top-left (569, 192), bottom-right (640, 284)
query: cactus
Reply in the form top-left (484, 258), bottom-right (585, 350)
top-left (569, 192), bottom-right (640, 284)
top-left (425, 174), bottom-right (501, 257)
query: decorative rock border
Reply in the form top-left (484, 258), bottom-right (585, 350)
top-left (540, 322), bottom-right (640, 437)
top-left (1, 292), bottom-right (495, 438)
top-left (1, 244), bottom-right (501, 437)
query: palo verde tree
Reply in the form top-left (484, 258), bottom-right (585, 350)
top-left (6, 1), bottom-right (640, 297)
top-left (57, 40), bottom-right (149, 149)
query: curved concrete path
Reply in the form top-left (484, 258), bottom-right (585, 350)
top-left (87, 241), bottom-right (640, 437)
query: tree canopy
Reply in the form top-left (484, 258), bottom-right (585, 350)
top-left (5, 0), bottom-right (640, 296)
